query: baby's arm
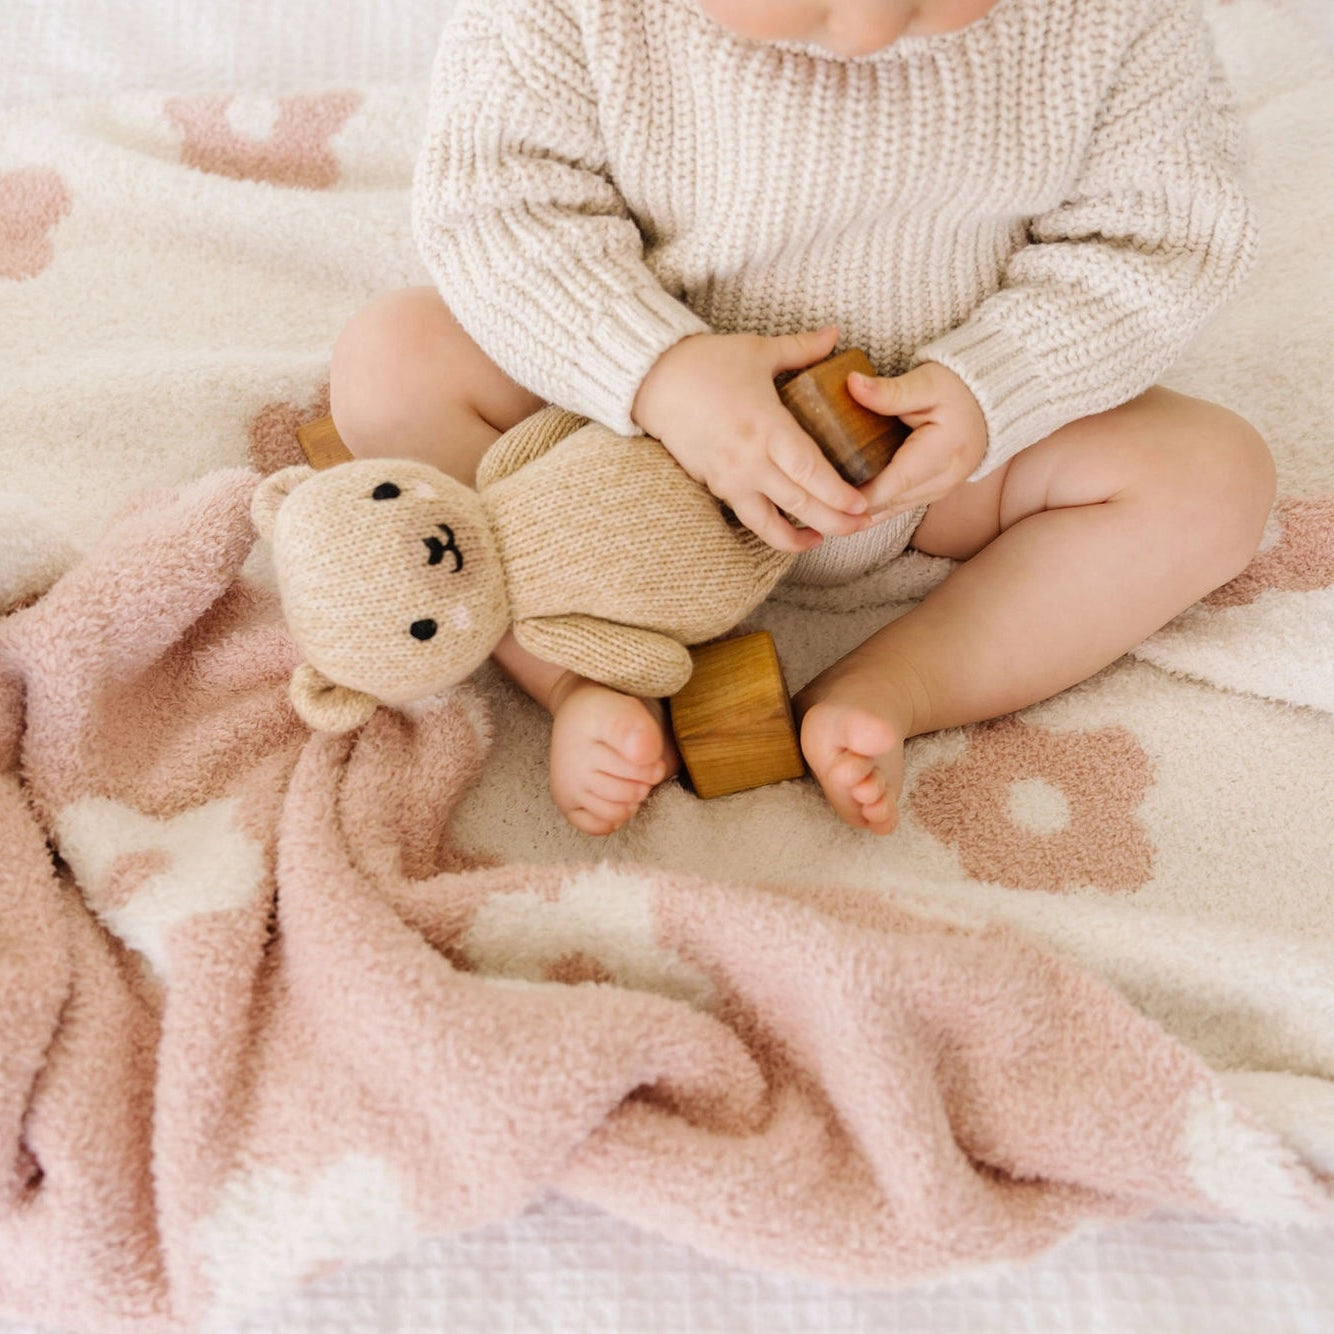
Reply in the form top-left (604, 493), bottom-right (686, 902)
top-left (413, 0), bottom-right (706, 438)
top-left (907, 0), bottom-right (1256, 484)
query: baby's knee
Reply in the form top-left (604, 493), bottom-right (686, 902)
top-left (1205, 407), bottom-right (1274, 541)
top-left (329, 287), bottom-right (463, 460)
top-left (1168, 400), bottom-right (1276, 576)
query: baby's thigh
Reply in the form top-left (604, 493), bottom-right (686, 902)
top-left (914, 388), bottom-right (1272, 559)
top-left (1012, 388), bottom-right (1273, 525)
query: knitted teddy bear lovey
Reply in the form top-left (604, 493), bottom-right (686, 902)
top-left (251, 406), bottom-right (795, 732)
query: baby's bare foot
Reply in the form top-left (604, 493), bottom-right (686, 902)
top-left (795, 670), bottom-right (909, 835)
top-left (549, 678), bottom-right (679, 835)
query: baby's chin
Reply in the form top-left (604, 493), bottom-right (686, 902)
top-left (696, 0), bottom-right (1002, 54)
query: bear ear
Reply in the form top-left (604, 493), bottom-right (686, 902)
top-left (251, 465), bottom-right (315, 540)
top-left (288, 663), bottom-right (379, 733)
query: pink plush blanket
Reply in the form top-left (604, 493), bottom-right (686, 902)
top-left (0, 469), bottom-right (1326, 1330)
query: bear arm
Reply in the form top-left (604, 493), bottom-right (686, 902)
top-left (475, 406), bottom-right (591, 490)
top-left (513, 615), bottom-right (694, 699)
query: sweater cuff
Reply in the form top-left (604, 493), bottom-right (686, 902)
top-left (579, 284), bottom-right (711, 435)
top-left (915, 315), bottom-right (1070, 480)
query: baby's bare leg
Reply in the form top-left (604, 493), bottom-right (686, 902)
top-left (329, 287), bottom-right (676, 834)
top-left (796, 388), bottom-right (1276, 834)
top-left (330, 286), bottom-right (543, 479)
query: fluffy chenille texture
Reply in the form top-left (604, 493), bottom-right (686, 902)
top-left (413, 0), bottom-right (1256, 477)
top-left (0, 470), bottom-right (1325, 1332)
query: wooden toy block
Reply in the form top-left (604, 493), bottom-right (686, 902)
top-left (777, 347), bottom-right (908, 485)
top-left (668, 630), bottom-right (805, 799)
top-left (296, 415), bottom-right (352, 470)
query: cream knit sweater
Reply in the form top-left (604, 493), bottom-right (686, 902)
top-left (413, 0), bottom-right (1255, 478)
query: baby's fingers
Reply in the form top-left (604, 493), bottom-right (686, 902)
top-left (760, 465), bottom-right (870, 537)
top-left (731, 491), bottom-right (824, 554)
top-left (767, 426), bottom-right (869, 521)
top-left (846, 363), bottom-right (939, 419)
top-left (861, 429), bottom-right (956, 514)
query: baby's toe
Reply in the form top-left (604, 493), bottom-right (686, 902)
top-left (596, 740), bottom-right (674, 789)
top-left (588, 770), bottom-right (654, 806)
top-left (844, 711), bottom-right (899, 761)
top-left (810, 751), bottom-right (865, 824)
top-left (568, 791), bottom-right (635, 836)
top-left (859, 791), bottom-right (898, 835)
top-left (604, 705), bottom-right (668, 768)
top-left (827, 748), bottom-right (877, 794)
top-left (566, 807), bottom-right (620, 837)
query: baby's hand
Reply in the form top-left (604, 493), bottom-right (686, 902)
top-left (847, 362), bottom-right (988, 517)
top-left (632, 327), bottom-right (870, 552)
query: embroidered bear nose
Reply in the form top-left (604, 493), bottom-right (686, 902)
top-left (423, 523), bottom-right (463, 572)
top-left (410, 619), bottom-right (438, 641)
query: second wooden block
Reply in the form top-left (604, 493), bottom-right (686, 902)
top-left (669, 631), bottom-right (805, 799)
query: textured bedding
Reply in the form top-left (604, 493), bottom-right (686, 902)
top-left (2, 0), bottom-right (1333, 1329)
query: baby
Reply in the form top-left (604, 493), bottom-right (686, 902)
top-left (330, 0), bottom-right (1274, 836)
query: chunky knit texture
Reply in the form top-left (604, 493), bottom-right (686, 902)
top-left (414, 0), bottom-right (1256, 478)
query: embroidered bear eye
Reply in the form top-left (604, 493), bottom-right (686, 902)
top-left (372, 482), bottom-right (400, 500)
top-left (410, 619), bottom-right (438, 641)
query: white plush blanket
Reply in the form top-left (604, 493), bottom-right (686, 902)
top-left (2, 0), bottom-right (1332, 1328)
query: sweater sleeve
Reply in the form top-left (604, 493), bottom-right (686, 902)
top-left (915, 0), bottom-right (1257, 478)
top-left (412, 0), bottom-right (709, 434)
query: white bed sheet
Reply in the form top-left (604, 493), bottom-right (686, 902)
top-left (1, 0), bottom-right (460, 108)
top-left (2, 2), bottom-right (1332, 1331)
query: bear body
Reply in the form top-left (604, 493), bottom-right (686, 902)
top-left (484, 417), bottom-right (791, 637)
